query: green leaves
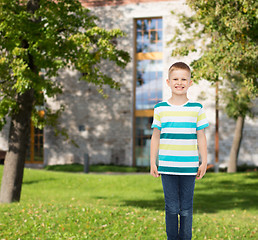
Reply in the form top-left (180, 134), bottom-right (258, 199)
top-left (170, 0), bottom-right (258, 118)
top-left (0, 0), bottom-right (130, 130)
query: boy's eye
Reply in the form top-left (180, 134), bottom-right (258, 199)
top-left (173, 78), bottom-right (178, 80)
top-left (182, 78), bottom-right (186, 81)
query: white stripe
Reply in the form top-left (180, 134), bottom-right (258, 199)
top-left (159, 161), bottom-right (199, 168)
top-left (159, 149), bottom-right (198, 156)
top-left (160, 139), bottom-right (197, 145)
top-left (158, 171), bottom-right (197, 175)
top-left (198, 107), bottom-right (205, 115)
top-left (197, 119), bottom-right (208, 127)
top-left (152, 119), bottom-right (161, 126)
top-left (161, 116), bottom-right (197, 122)
top-left (162, 128), bottom-right (196, 134)
top-left (158, 106), bottom-right (200, 112)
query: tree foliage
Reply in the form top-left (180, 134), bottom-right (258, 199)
top-left (169, 0), bottom-right (257, 118)
top-left (0, 0), bottom-right (130, 131)
top-left (0, 0), bottom-right (130, 203)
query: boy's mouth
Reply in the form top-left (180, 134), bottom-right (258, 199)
top-left (175, 86), bottom-right (184, 89)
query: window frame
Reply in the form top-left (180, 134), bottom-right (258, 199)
top-left (133, 17), bottom-right (163, 166)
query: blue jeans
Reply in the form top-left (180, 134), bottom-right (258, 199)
top-left (161, 174), bottom-right (196, 240)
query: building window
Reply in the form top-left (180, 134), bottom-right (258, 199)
top-left (134, 18), bottom-right (163, 166)
top-left (136, 18), bottom-right (162, 53)
top-left (135, 18), bottom-right (163, 110)
top-left (26, 122), bottom-right (44, 164)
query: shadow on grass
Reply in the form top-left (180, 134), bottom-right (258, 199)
top-left (44, 164), bottom-right (150, 173)
top-left (123, 176), bottom-right (258, 213)
top-left (245, 173), bottom-right (258, 180)
top-left (124, 198), bottom-right (165, 211)
top-left (94, 196), bottom-right (108, 200)
top-left (23, 178), bottom-right (56, 185)
top-left (193, 179), bottom-right (258, 213)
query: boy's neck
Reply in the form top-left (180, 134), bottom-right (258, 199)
top-left (168, 95), bottom-right (189, 106)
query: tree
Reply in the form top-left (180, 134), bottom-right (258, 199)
top-left (169, 0), bottom-right (258, 172)
top-left (0, 0), bottom-right (130, 203)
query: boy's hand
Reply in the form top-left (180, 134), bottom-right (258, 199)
top-left (150, 164), bottom-right (160, 178)
top-left (196, 163), bottom-right (207, 180)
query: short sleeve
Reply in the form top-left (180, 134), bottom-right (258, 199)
top-left (197, 106), bottom-right (209, 131)
top-left (151, 106), bottom-right (161, 130)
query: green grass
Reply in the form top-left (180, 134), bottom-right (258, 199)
top-left (44, 163), bottom-right (150, 173)
top-left (0, 166), bottom-right (257, 239)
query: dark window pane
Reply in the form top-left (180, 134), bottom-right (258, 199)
top-left (150, 31), bottom-right (157, 43)
top-left (150, 19), bottom-right (157, 29)
top-left (136, 43), bottom-right (143, 52)
top-left (137, 31), bottom-right (142, 42)
top-left (135, 116), bottom-right (153, 166)
top-left (157, 31), bottom-right (162, 41)
top-left (143, 19), bottom-right (149, 31)
top-left (136, 20), bottom-right (142, 29)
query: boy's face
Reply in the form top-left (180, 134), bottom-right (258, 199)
top-left (166, 69), bottom-right (192, 96)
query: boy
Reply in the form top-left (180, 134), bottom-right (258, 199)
top-left (150, 62), bottom-right (209, 240)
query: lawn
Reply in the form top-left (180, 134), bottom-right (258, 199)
top-left (44, 163), bottom-right (150, 173)
top-left (0, 166), bottom-right (257, 240)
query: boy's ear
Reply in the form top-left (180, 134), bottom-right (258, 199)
top-left (166, 79), bottom-right (170, 86)
top-left (190, 80), bottom-right (193, 86)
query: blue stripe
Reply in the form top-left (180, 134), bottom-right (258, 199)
top-left (154, 102), bottom-right (170, 108)
top-left (161, 122), bottom-right (197, 128)
top-left (184, 102), bottom-right (202, 108)
top-left (158, 166), bottom-right (198, 173)
top-left (159, 155), bottom-right (199, 162)
top-left (151, 124), bottom-right (161, 130)
top-left (197, 123), bottom-right (209, 131)
top-left (160, 133), bottom-right (197, 139)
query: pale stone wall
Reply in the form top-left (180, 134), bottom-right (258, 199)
top-left (44, 66), bottom-right (133, 166)
top-left (44, 0), bottom-right (258, 167)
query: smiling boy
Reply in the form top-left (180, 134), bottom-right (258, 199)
top-left (150, 62), bottom-right (209, 239)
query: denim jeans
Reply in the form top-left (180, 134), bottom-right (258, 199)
top-left (161, 174), bottom-right (196, 240)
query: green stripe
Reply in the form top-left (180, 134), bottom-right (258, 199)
top-left (154, 102), bottom-right (202, 109)
top-left (154, 102), bottom-right (170, 108)
top-left (184, 102), bottom-right (202, 108)
top-left (160, 133), bottom-right (197, 139)
top-left (158, 166), bottom-right (198, 173)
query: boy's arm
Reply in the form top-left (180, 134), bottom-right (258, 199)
top-left (150, 128), bottom-right (161, 177)
top-left (196, 129), bottom-right (208, 180)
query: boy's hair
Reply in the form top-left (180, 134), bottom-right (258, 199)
top-left (168, 62), bottom-right (191, 79)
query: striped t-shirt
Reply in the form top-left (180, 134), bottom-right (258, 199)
top-left (151, 100), bottom-right (209, 175)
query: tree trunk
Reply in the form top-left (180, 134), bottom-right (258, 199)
top-left (227, 115), bottom-right (245, 173)
top-left (0, 89), bottom-right (34, 203)
top-left (0, 0), bottom-right (39, 203)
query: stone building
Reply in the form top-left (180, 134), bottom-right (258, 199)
top-left (0, 0), bottom-right (257, 168)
